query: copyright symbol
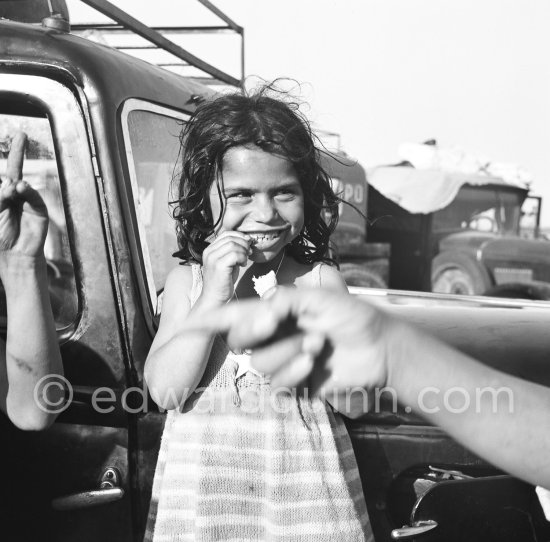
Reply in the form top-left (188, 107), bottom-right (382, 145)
top-left (33, 374), bottom-right (73, 414)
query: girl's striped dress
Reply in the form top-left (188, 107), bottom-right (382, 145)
top-left (145, 263), bottom-right (373, 541)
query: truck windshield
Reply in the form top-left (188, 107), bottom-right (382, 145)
top-left (121, 100), bottom-right (190, 315)
top-left (433, 185), bottom-right (524, 236)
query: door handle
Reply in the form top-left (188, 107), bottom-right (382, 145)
top-left (52, 487), bottom-right (124, 511)
top-left (51, 467), bottom-right (124, 511)
top-left (391, 520), bottom-right (438, 539)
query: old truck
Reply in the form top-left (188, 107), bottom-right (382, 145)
top-left (332, 158), bottom-right (550, 300)
top-left (1, 1), bottom-right (550, 541)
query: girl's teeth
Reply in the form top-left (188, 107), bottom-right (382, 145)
top-left (250, 233), bottom-right (279, 243)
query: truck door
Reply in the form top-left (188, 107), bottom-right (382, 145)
top-left (118, 99), bottom-right (191, 539)
top-left (345, 293), bottom-right (550, 541)
top-left (1, 74), bottom-right (133, 541)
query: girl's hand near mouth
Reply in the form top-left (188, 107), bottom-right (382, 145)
top-left (200, 230), bottom-right (252, 306)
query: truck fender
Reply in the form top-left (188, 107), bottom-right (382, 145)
top-left (431, 251), bottom-right (492, 295)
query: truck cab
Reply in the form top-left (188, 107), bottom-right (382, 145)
top-left (0, 2), bottom-right (240, 539)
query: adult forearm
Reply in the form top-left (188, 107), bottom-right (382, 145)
top-left (1, 254), bottom-right (62, 429)
top-left (386, 320), bottom-right (550, 488)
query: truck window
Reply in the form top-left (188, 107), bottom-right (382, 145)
top-left (433, 186), bottom-right (523, 235)
top-left (0, 111), bottom-right (77, 329)
top-left (121, 100), bottom-right (190, 314)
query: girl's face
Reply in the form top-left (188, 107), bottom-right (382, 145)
top-left (209, 145), bottom-right (304, 263)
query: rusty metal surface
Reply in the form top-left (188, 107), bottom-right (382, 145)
top-left (0, 20), bottom-right (213, 112)
top-left (0, 0), bottom-right (69, 23)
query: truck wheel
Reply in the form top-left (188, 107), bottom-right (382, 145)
top-left (431, 252), bottom-right (491, 295)
top-left (340, 263), bottom-right (387, 288)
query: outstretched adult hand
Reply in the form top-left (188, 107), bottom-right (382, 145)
top-left (181, 287), bottom-right (550, 489)
top-left (0, 132), bottom-right (49, 258)
top-left (181, 287), bottom-right (391, 395)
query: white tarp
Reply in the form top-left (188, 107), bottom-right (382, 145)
top-left (397, 142), bottom-right (533, 187)
top-left (368, 141), bottom-right (532, 215)
top-left (367, 166), bottom-right (521, 215)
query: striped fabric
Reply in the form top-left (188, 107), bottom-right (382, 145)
top-left (145, 264), bottom-right (373, 541)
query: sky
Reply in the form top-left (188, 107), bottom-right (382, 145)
top-left (67, 0), bottom-right (550, 225)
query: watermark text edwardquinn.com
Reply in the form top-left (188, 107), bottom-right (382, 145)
top-left (34, 374), bottom-right (515, 416)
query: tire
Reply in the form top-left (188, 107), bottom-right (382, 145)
top-left (431, 252), bottom-right (491, 295)
top-left (340, 263), bottom-right (387, 288)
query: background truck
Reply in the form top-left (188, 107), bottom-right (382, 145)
top-left (332, 159), bottom-right (550, 299)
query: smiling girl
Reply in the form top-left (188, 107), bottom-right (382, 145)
top-left (144, 88), bottom-right (373, 541)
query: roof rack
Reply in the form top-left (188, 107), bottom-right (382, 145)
top-left (71, 0), bottom-right (244, 87)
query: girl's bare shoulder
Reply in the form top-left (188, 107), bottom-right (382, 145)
top-left (165, 263), bottom-right (194, 292)
top-left (161, 264), bottom-right (195, 310)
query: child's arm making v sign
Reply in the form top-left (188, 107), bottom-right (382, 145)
top-left (0, 132), bottom-right (64, 430)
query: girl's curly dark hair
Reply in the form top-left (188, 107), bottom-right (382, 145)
top-left (171, 85), bottom-right (340, 265)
